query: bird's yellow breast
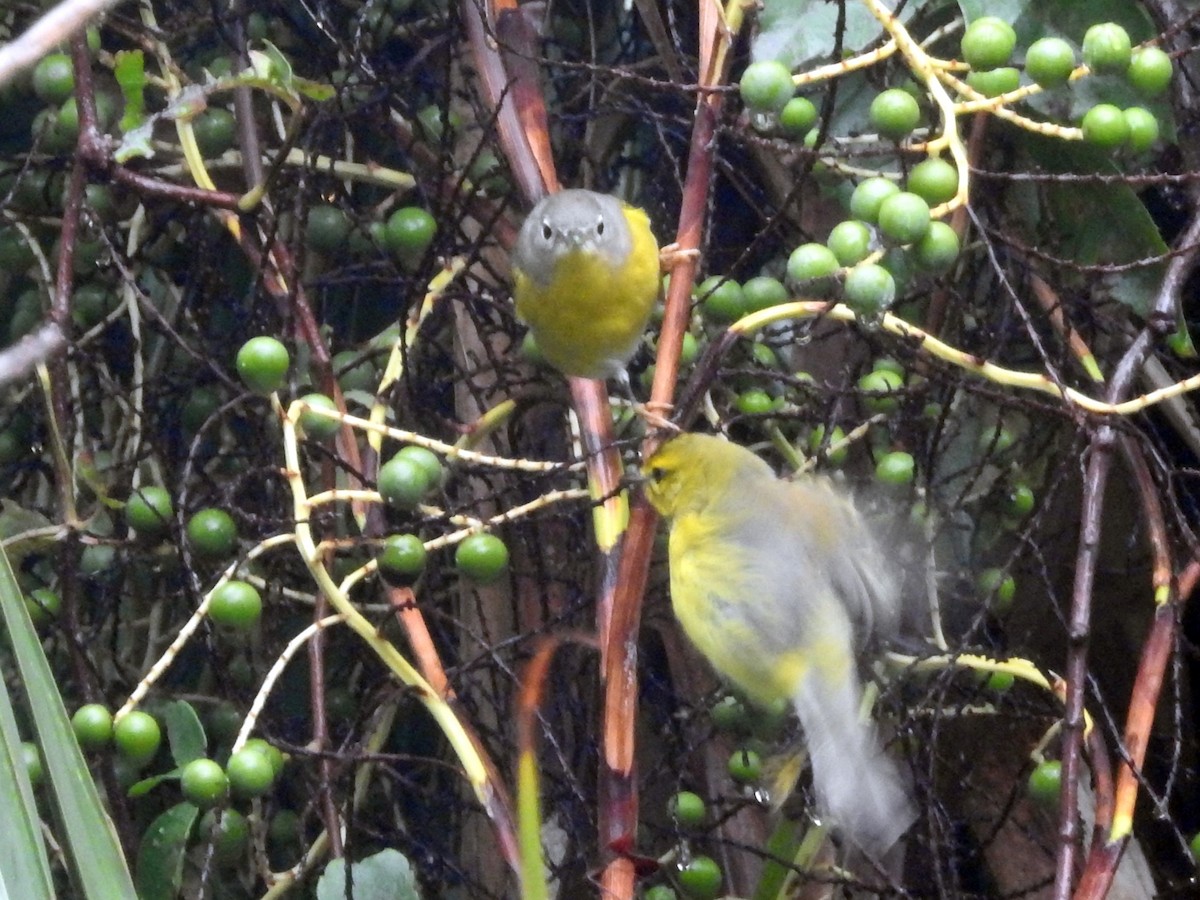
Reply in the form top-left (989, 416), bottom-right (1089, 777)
top-left (513, 205), bottom-right (659, 379)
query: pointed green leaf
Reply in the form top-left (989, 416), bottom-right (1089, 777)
top-left (135, 803), bottom-right (199, 900)
top-left (163, 700), bottom-right (207, 767)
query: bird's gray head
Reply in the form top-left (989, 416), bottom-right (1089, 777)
top-left (513, 189), bottom-right (632, 285)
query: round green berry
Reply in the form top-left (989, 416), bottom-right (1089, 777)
top-left (808, 424), bottom-right (848, 466)
top-left (779, 96), bottom-right (817, 137)
top-left (396, 445), bottom-right (443, 490)
top-left (181, 758), bottom-right (229, 809)
top-left (304, 204), bottom-right (350, 254)
top-left (741, 275), bottom-right (788, 313)
top-left (384, 207), bottom-right (436, 264)
top-left (32, 53), bottom-right (74, 104)
top-left (986, 670), bottom-right (1016, 692)
top-left (668, 791), bottom-right (707, 827)
top-left (114, 711), bottom-right (162, 769)
top-left (739, 60), bottom-right (795, 112)
top-left (827, 220), bottom-right (873, 266)
top-left (849, 177), bottom-right (901, 224)
top-left (72, 704), bottom-right (114, 751)
top-left (869, 88), bottom-right (921, 141)
top-left (209, 580), bottom-right (263, 631)
top-left (786, 243), bottom-right (839, 286)
top-left (298, 393), bottom-right (340, 439)
top-left (1083, 23), bottom-right (1132, 75)
top-left (378, 533), bottom-right (427, 584)
top-left (193, 107), bottom-right (237, 157)
top-left (727, 747), bottom-right (762, 783)
top-left (858, 368), bottom-right (904, 413)
top-left (455, 533), bottom-right (509, 584)
top-left (236, 336), bottom-right (290, 394)
top-left (1126, 46), bottom-right (1172, 97)
top-left (1082, 103), bottom-right (1130, 149)
top-left (1006, 483), bottom-right (1035, 518)
top-left (877, 192), bottom-right (931, 245)
top-left (907, 158), bottom-right (958, 205)
top-left (21, 742), bottom-right (43, 788)
top-left (677, 855), bottom-right (722, 899)
top-left (709, 695), bottom-right (747, 733)
top-left (1124, 107), bottom-right (1159, 153)
top-left (875, 450), bottom-right (915, 485)
top-left (378, 454), bottom-right (433, 509)
top-left (978, 568), bottom-right (1017, 613)
top-left (1025, 37), bottom-right (1076, 88)
top-left (961, 17), bottom-right (1017, 71)
top-left (913, 221), bottom-right (961, 272)
top-left (200, 809), bottom-right (249, 868)
top-left (843, 263), bottom-right (896, 314)
top-left (966, 66), bottom-right (1021, 97)
top-left (697, 276), bottom-right (747, 322)
top-left (25, 587), bottom-right (61, 627)
top-left (187, 508), bottom-right (238, 559)
top-left (1027, 759), bottom-right (1062, 806)
top-left (227, 746), bottom-right (277, 798)
top-left (126, 485), bottom-right (174, 536)
top-left (735, 389), bottom-right (778, 416)
top-left (242, 738), bottom-right (285, 777)
top-left (644, 885), bottom-right (677, 900)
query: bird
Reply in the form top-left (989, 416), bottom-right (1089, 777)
top-left (511, 189), bottom-right (660, 381)
top-left (642, 432), bottom-right (916, 860)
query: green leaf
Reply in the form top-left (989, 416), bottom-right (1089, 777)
top-left (127, 768), bottom-right (180, 799)
top-left (114, 49), bottom-right (147, 133)
top-left (163, 700), bottom-right (207, 767)
top-left (0, 543), bottom-right (138, 900)
top-left (315, 849), bottom-right (422, 900)
top-left (0, 651), bottom-right (55, 899)
top-left (753, 0), bottom-right (913, 71)
top-left (135, 803), bottom-right (199, 900)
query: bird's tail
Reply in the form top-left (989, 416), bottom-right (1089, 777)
top-left (793, 669), bottom-right (916, 860)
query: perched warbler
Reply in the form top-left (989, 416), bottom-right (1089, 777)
top-left (511, 189), bottom-right (660, 380)
top-left (642, 433), bottom-right (916, 859)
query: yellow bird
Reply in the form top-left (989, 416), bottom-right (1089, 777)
top-left (511, 189), bottom-right (660, 380)
top-left (642, 433), bottom-right (916, 859)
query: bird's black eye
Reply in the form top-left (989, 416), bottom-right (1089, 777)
top-left (541, 222), bottom-right (553, 240)
top-left (596, 218), bottom-right (605, 236)
top-left (648, 466), bottom-right (665, 483)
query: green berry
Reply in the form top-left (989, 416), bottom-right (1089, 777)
top-left (843, 262), bottom-right (896, 315)
top-left (209, 580), bottom-right (263, 630)
top-left (193, 107), bottom-right (237, 157)
top-left (227, 746), bottom-right (277, 798)
top-left (986, 670), bottom-right (1016, 692)
top-left (384, 207), bottom-right (436, 264)
top-left (858, 368), bottom-right (904, 413)
top-left (869, 88), bottom-right (921, 140)
top-left (1025, 37), bottom-right (1076, 88)
top-left (1124, 107), bottom-right (1159, 153)
top-left (779, 96), bottom-right (817, 137)
top-left (727, 747), bottom-right (762, 783)
top-left (978, 568), bottom-right (1017, 613)
top-left (786, 243), bottom-right (839, 286)
top-left (961, 17), bottom-right (1016, 71)
top-left (1027, 759), bottom-right (1062, 806)
top-left (199, 809), bottom-right (250, 868)
top-left (396, 445), bottom-right (443, 489)
top-left (242, 738), bottom-right (285, 777)
top-left (677, 855), bottom-right (722, 899)
top-left (32, 53), bottom-right (74, 104)
top-left (1189, 831), bottom-right (1200, 863)
top-left (644, 886), bottom-right (677, 900)
top-left (875, 450), bottom-right (915, 485)
top-left (378, 454), bottom-right (433, 509)
top-left (907, 158), bottom-right (958, 205)
top-left (709, 695), bottom-right (747, 733)
top-left (741, 275), bottom-right (788, 313)
top-left (305, 204), bottom-right (350, 254)
top-left (25, 587), bottom-right (61, 627)
top-left (849, 177), bottom-right (901, 224)
top-left (114, 711), bottom-right (162, 769)
top-left (378, 533), bottom-right (427, 584)
top-left (668, 791), bottom-right (707, 827)
top-left (298, 393), bottom-right (340, 439)
top-left (72, 704), bottom-right (114, 751)
top-left (455, 533), bottom-right (509, 584)
top-left (877, 192), bottom-right (931, 245)
top-left (1083, 23), bottom-right (1132, 75)
top-left (827, 220), bottom-right (873, 266)
top-left (808, 424), bottom-right (848, 466)
top-left (236, 336), bottom-right (290, 394)
top-left (1082, 103), bottom-right (1130, 150)
top-left (913, 221), bottom-right (961, 272)
top-left (739, 60), bottom-right (795, 112)
top-left (697, 276), bottom-right (747, 322)
top-left (125, 485), bottom-right (174, 536)
top-left (181, 758), bottom-right (229, 809)
top-left (966, 67), bottom-right (1021, 98)
top-left (735, 389), bottom-right (778, 416)
top-left (187, 508), bottom-right (239, 559)
top-left (1006, 483), bottom-right (1035, 518)
top-left (1126, 46), bottom-right (1172, 97)
top-left (21, 743), bottom-right (43, 788)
